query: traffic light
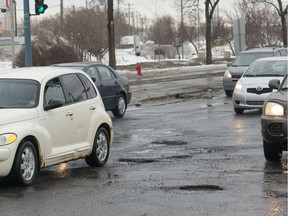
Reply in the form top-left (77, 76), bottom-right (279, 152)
top-left (35, 0), bottom-right (48, 15)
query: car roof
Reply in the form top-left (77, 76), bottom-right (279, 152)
top-left (53, 62), bottom-right (104, 67)
top-left (0, 66), bottom-right (86, 82)
top-left (240, 47), bottom-right (286, 54)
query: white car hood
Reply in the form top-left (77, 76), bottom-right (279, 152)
top-left (0, 109), bottom-right (39, 126)
top-left (240, 76), bottom-right (284, 87)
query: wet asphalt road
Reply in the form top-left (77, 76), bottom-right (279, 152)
top-left (0, 65), bottom-right (287, 216)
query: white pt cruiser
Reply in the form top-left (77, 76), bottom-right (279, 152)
top-left (0, 67), bottom-right (113, 186)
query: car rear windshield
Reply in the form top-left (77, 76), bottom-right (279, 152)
top-left (243, 60), bottom-right (287, 77)
top-left (0, 79), bottom-right (39, 108)
top-left (232, 52), bottom-right (273, 67)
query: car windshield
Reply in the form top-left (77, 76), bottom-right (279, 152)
top-left (0, 79), bottom-right (39, 108)
top-left (243, 60), bottom-right (287, 77)
top-left (280, 76), bottom-right (288, 91)
top-left (231, 52), bottom-right (273, 67)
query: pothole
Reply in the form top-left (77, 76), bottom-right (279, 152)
top-left (151, 140), bottom-right (188, 146)
top-left (164, 155), bottom-right (191, 160)
top-left (179, 185), bottom-right (224, 191)
top-left (161, 185), bottom-right (224, 192)
top-left (118, 158), bottom-right (160, 163)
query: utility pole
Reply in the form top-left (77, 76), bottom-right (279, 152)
top-left (60, 0), bottom-right (63, 24)
top-left (128, 4), bottom-right (131, 35)
top-left (126, 4), bottom-right (133, 35)
top-left (23, 0), bottom-right (32, 66)
top-left (197, 0), bottom-right (200, 50)
top-left (9, 0), bottom-right (15, 68)
top-left (180, 0), bottom-right (184, 59)
top-left (107, 0), bottom-right (116, 69)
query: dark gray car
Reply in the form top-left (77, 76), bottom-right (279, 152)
top-left (261, 75), bottom-right (287, 161)
top-left (53, 62), bottom-right (132, 118)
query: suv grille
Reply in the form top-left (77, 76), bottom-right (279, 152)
top-left (269, 123), bottom-right (281, 135)
top-left (231, 73), bottom-right (242, 79)
top-left (247, 88), bottom-right (272, 94)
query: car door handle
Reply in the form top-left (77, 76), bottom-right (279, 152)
top-left (89, 106), bottom-right (96, 110)
top-left (114, 81), bottom-right (118, 85)
top-left (100, 83), bottom-right (104, 87)
top-left (66, 112), bottom-right (73, 117)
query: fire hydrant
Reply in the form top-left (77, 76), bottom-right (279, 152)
top-left (135, 63), bottom-right (142, 76)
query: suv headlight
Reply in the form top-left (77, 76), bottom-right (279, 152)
top-left (0, 133), bottom-right (17, 146)
top-left (265, 102), bottom-right (284, 116)
top-left (224, 70), bottom-right (232, 78)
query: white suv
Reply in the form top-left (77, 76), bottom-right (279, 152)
top-left (0, 67), bottom-right (113, 186)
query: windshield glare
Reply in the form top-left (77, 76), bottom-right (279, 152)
top-left (244, 60), bottom-right (287, 77)
top-left (232, 52), bottom-right (273, 66)
top-left (0, 79), bottom-right (39, 108)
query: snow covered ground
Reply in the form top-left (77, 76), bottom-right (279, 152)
top-left (0, 45), bottom-right (233, 71)
top-left (0, 61), bottom-right (12, 71)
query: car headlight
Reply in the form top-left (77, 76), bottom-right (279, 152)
top-left (0, 133), bottom-right (17, 146)
top-left (224, 70), bottom-right (232, 78)
top-left (265, 102), bottom-right (284, 116)
top-left (235, 81), bottom-right (243, 90)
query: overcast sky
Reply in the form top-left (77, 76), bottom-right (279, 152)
top-left (15, 0), bottom-right (236, 21)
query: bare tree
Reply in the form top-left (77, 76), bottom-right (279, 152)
top-left (114, 12), bottom-right (129, 47)
top-left (212, 18), bottom-right (234, 55)
top-left (148, 15), bottom-right (181, 58)
top-left (251, 0), bottom-right (287, 46)
top-left (204, 0), bottom-right (221, 64)
top-left (237, 0), bottom-right (283, 47)
top-left (174, 0), bottom-right (202, 53)
top-left (62, 7), bottom-right (108, 61)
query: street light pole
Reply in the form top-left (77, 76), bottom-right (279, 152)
top-left (181, 0), bottom-right (184, 59)
top-left (9, 0), bottom-right (15, 68)
top-left (23, 0), bottom-right (32, 66)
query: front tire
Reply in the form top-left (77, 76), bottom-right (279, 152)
top-left (234, 108), bottom-right (244, 114)
top-left (10, 141), bottom-right (38, 186)
top-left (263, 140), bottom-right (282, 162)
top-left (112, 94), bottom-right (126, 118)
top-left (225, 90), bottom-right (233, 97)
top-left (85, 127), bottom-right (110, 167)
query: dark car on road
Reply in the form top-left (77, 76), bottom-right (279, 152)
top-left (261, 75), bottom-right (287, 161)
top-left (53, 62), bottom-right (132, 117)
top-left (223, 47), bottom-right (288, 97)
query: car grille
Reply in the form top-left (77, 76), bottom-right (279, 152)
top-left (247, 88), bottom-right (272, 95)
top-left (246, 101), bottom-right (264, 105)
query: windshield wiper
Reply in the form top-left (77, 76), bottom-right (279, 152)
top-left (244, 74), bottom-right (256, 77)
top-left (261, 74), bottom-right (284, 77)
top-left (231, 65), bottom-right (249, 67)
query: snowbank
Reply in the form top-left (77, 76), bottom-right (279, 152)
top-left (103, 48), bottom-right (154, 66)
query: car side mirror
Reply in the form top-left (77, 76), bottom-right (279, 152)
top-left (268, 79), bottom-right (280, 90)
top-left (44, 99), bottom-right (64, 111)
top-left (227, 62), bottom-right (231, 67)
top-left (91, 77), bottom-right (96, 82)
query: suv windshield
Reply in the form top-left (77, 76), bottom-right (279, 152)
top-left (280, 76), bottom-right (288, 90)
top-left (232, 52), bottom-right (273, 67)
top-left (244, 60), bottom-right (287, 77)
top-left (0, 79), bottom-right (39, 108)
